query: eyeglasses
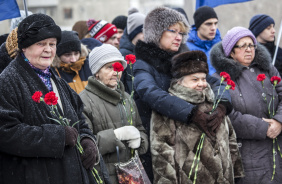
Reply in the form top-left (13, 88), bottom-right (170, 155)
top-left (165, 29), bottom-right (187, 37)
top-left (234, 44), bottom-right (257, 50)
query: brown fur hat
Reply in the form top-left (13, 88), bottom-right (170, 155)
top-left (171, 50), bottom-right (208, 79)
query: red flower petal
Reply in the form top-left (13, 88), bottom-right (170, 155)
top-left (220, 72), bottom-right (231, 82)
top-left (44, 91), bottom-right (58, 105)
top-left (32, 91), bottom-right (42, 103)
top-left (257, 74), bottom-right (266, 81)
top-left (112, 62), bottom-right (124, 72)
top-left (125, 54), bottom-right (136, 64)
top-left (271, 76), bottom-right (281, 85)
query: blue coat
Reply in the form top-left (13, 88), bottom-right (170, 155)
top-left (186, 25), bottom-right (221, 75)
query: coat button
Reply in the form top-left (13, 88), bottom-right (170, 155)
top-left (240, 94), bottom-right (242, 97)
top-left (238, 143), bottom-right (242, 147)
top-left (250, 68), bottom-right (254, 72)
top-left (262, 93), bottom-right (266, 97)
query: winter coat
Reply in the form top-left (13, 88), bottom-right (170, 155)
top-left (79, 77), bottom-right (149, 184)
top-left (0, 55), bottom-right (98, 184)
top-left (0, 42), bottom-right (13, 74)
top-left (119, 28), bottom-right (135, 94)
top-left (52, 44), bottom-right (92, 94)
top-left (151, 83), bottom-right (244, 184)
top-left (186, 25), bottom-right (221, 75)
top-left (211, 42), bottom-right (282, 184)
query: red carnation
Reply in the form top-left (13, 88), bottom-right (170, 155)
top-left (271, 76), bottom-right (281, 85)
top-left (44, 91), bottom-right (58, 106)
top-left (227, 79), bottom-right (236, 90)
top-left (125, 54), bottom-right (136, 65)
top-left (32, 91), bottom-right (43, 103)
top-left (257, 74), bottom-right (266, 81)
top-left (112, 62), bottom-right (124, 72)
top-left (220, 72), bottom-right (231, 82)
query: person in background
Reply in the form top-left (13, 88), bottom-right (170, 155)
top-left (10, 10), bottom-right (33, 32)
top-left (111, 15), bottom-right (127, 46)
top-left (72, 20), bottom-right (89, 40)
top-left (133, 6), bottom-right (232, 182)
top-left (79, 44), bottom-right (148, 183)
top-left (119, 7), bottom-right (145, 94)
top-left (186, 6), bottom-right (221, 75)
top-left (0, 13), bottom-right (99, 184)
top-left (52, 31), bottom-right (92, 94)
top-left (85, 19), bottom-right (119, 48)
top-left (81, 37), bottom-right (102, 52)
top-left (151, 50), bottom-right (243, 183)
top-left (211, 26), bottom-right (282, 184)
top-left (249, 14), bottom-right (282, 76)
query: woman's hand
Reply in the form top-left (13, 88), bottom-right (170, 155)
top-left (263, 118), bottom-right (282, 139)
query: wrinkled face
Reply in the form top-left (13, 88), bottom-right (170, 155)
top-left (257, 24), bottom-right (276, 43)
top-left (179, 73), bottom-right (207, 91)
top-left (105, 33), bottom-right (119, 48)
top-left (116, 28), bottom-right (124, 43)
top-left (159, 23), bottom-right (183, 52)
top-left (95, 61), bottom-right (123, 88)
top-left (60, 51), bottom-right (80, 64)
top-left (230, 37), bottom-right (256, 67)
top-left (197, 18), bottom-right (218, 40)
top-left (22, 38), bottom-right (57, 70)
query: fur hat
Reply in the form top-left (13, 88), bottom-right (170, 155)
top-left (88, 44), bottom-right (127, 75)
top-left (249, 14), bottom-right (275, 37)
top-left (127, 7), bottom-right (145, 41)
top-left (171, 50), bottom-right (208, 79)
top-left (193, 6), bottom-right (218, 30)
top-left (6, 27), bottom-right (18, 59)
top-left (72, 20), bottom-right (88, 40)
top-left (222, 26), bottom-right (257, 56)
top-left (87, 20), bottom-right (117, 43)
top-left (112, 15), bottom-right (127, 30)
top-left (56, 31), bottom-right (81, 57)
top-left (143, 7), bottom-right (189, 46)
top-left (17, 13), bottom-right (61, 50)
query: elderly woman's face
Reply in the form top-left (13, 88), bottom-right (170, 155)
top-left (159, 23), bottom-right (183, 52)
top-left (22, 38), bottom-right (57, 70)
top-left (178, 72), bottom-right (207, 91)
top-left (230, 37), bottom-right (256, 67)
top-left (95, 61), bottom-right (122, 88)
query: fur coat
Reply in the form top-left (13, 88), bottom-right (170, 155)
top-left (150, 83), bottom-right (244, 184)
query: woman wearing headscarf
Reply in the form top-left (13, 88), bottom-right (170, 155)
top-left (210, 26), bottom-right (282, 184)
top-left (0, 14), bottom-right (99, 184)
top-left (52, 30), bottom-right (92, 94)
top-left (133, 7), bottom-right (232, 181)
top-left (79, 44), bottom-right (148, 183)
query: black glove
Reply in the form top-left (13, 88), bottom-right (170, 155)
top-left (81, 138), bottom-right (97, 169)
top-left (191, 108), bottom-right (214, 139)
top-left (65, 126), bottom-right (78, 147)
top-left (207, 104), bottom-right (226, 136)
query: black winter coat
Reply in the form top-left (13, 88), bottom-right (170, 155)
top-left (0, 42), bottom-right (13, 74)
top-left (0, 55), bottom-right (97, 184)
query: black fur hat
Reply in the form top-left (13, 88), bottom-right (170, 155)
top-left (17, 13), bottom-right (61, 49)
top-left (57, 31), bottom-right (81, 57)
top-left (171, 50), bottom-right (208, 79)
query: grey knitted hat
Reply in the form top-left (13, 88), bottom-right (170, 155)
top-left (89, 44), bottom-right (127, 75)
top-left (143, 7), bottom-right (189, 46)
top-left (127, 7), bottom-right (145, 41)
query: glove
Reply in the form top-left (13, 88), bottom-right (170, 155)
top-left (81, 138), bottom-right (98, 169)
top-left (114, 126), bottom-right (140, 141)
top-left (127, 137), bottom-right (141, 149)
top-left (191, 108), bottom-right (214, 139)
top-left (65, 126), bottom-right (78, 147)
top-left (207, 104), bottom-right (226, 136)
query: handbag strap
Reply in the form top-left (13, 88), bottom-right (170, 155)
top-left (116, 146), bottom-right (120, 164)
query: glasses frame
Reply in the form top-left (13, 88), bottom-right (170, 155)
top-left (234, 44), bottom-right (257, 50)
top-left (165, 29), bottom-right (187, 37)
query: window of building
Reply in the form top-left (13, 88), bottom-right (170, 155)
top-left (63, 8), bottom-right (72, 19)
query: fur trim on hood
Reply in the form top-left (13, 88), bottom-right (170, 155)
top-left (135, 40), bottom-right (189, 75)
top-left (52, 43), bottom-right (89, 68)
top-left (210, 42), bottom-right (272, 80)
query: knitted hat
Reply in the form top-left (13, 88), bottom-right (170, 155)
top-left (127, 7), bottom-right (145, 41)
top-left (56, 31), bottom-right (81, 57)
top-left (112, 15), bottom-right (128, 30)
top-left (6, 27), bottom-right (18, 59)
top-left (249, 14), bottom-right (275, 37)
top-left (193, 6), bottom-right (218, 30)
top-left (72, 20), bottom-right (88, 40)
top-left (81, 37), bottom-right (102, 51)
top-left (222, 26), bottom-right (257, 57)
top-left (87, 20), bottom-right (117, 43)
top-left (10, 10), bottom-right (33, 32)
top-left (89, 44), bottom-right (127, 75)
top-left (17, 13), bottom-right (61, 50)
top-left (143, 7), bottom-right (189, 46)
top-left (171, 50), bottom-right (208, 79)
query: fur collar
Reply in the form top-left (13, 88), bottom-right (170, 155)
top-left (210, 42), bottom-right (272, 80)
top-left (134, 40), bottom-right (189, 75)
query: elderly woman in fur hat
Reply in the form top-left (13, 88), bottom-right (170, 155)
top-left (210, 26), bottom-right (282, 184)
top-left (151, 50), bottom-right (244, 184)
top-left (52, 30), bottom-right (93, 94)
top-left (133, 6), bottom-right (232, 181)
top-left (0, 14), bottom-right (101, 184)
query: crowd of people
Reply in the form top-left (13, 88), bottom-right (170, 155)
top-left (0, 4), bottom-right (281, 184)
